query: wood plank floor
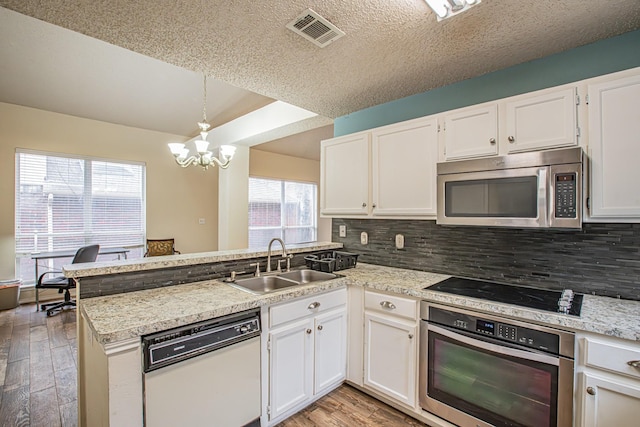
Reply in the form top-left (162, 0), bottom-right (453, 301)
top-left (277, 385), bottom-right (427, 427)
top-left (0, 303), bottom-right (77, 427)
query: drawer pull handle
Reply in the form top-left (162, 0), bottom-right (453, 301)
top-left (306, 329), bottom-right (312, 334)
top-left (628, 360), bottom-right (640, 368)
top-left (308, 302), bottom-right (320, 310)
top-left (317, 325), bottom-right (323, 331)
top-left (380, 301), bottom-right (396, 310)
top-left (586, 386), bottom-right (596, 396)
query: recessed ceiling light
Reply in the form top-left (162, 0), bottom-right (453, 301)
top-left (424, 0), bottom-right (481, 21)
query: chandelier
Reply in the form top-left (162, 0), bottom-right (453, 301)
top-left (168, 74), bottom-right (236, 170)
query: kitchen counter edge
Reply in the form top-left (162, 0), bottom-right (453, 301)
top-left (64, 241), bottom-right (343, 278)
top-left (80, 263), bottom-right (640, 346)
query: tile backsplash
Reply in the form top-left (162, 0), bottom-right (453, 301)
top-left (332, 219), bottom-right (640, 300)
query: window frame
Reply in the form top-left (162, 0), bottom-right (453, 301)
top-left (15, 148), bottom-right (147, 284)
top-left (248, 176), bottom-right (318, 249)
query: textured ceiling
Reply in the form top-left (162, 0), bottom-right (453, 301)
top-left (2, 0), bottom-right (639, 121)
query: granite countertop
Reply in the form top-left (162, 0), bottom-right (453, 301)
top-left (80, 263), bottom-right (640, 345)
top-left (64, 241), bottom-right (343, 278)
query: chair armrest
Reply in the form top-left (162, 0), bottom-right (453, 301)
top-left (36, 270), bottom-right (63, 287)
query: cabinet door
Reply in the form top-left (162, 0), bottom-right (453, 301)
top-left (371, 117), bottom-right (438, 216)
top-left (320, 133), bottom-right (370, 216)
top-left (588, 73), bottom-right (640, 219)
top-left (363, 312), bottom-right (417, 407)
top-left (443, 104), bottom-right (498, 160)
top-left (314, 308), bottom-right (347, 394)
top-left (580, 372), bottom-right (640, 427)
top-left (269, 318), bottom-right (314, 420)
top-left (505, 87), bottom-right (578, 153)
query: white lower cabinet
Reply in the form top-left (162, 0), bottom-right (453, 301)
top-left (576, 333), bottom-right (640, 427)
top-left (267, 288), bottom-right (347, 424)
top-left (579, 372), bottom-right (640, 427)
top-left (269, 317), bottom-right (314, 419)
top-left (363, 291), bottom-right (418, 409)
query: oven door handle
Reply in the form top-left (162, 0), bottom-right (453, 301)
top-left (428, 323), bottom-right (560, 366)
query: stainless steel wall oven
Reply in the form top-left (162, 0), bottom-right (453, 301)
top-left (419, 302), bottom-right (575, 427)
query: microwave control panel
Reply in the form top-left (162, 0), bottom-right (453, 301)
top-left (554, 173), bottom-right (577, 218)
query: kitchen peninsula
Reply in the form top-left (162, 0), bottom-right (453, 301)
top-left (70, 246), bottom-right (640, 427)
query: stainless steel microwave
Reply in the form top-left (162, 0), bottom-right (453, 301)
top-left (436, 147), bottom-right (583, 229)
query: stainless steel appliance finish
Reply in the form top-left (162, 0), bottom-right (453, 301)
top-left (419, 302), bottom-right (575, 427)
top-left (142, 309), bottom-right (261, 427)
top-left (437, 147), bottom-right (583, 228)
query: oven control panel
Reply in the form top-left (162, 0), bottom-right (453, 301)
top-left (428, 306), bottom-right (561, 355)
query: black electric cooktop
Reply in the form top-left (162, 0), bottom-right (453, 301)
top-left (427, 277), bottom-right (583, 316)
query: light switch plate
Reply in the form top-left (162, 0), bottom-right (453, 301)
top-left (198, 218), bottom-right (205, 225)
top-left (360, 231), bottom-right (368, 245)
top-left (395, 234), bottom-right (404, 249)
top-left (339, 225), bottom-right (346, 237)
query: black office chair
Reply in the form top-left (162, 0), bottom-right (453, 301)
top-left (36, 244), bottom-right (100, 316)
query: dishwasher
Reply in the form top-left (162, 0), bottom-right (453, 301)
top-left (142, 309), bottom-right (261, 427)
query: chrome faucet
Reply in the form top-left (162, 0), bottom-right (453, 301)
top-left (266, 238), bottom-right (288, 273)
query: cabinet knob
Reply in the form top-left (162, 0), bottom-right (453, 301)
top-left (306, 329), bottom-right (312, 334)
top-left (508, 136), bottom-right (515, 142)
top-left (372, 203), bottom-right (377, 208)
top-left (489, 138), bottom-right (496, 144)
top-left (308, 302), bottom-right (320, 310)
top-left (362, 202), bottom-right (367, 208)
top-left (317, 325), bottom-right (323, 331)
top-left (380, 301), bottom-right (396, 310)
top-left (586, 386), bottom-right (596, 396)
top-left (408, 334), bottom-right (414, 339)
top-left (628, 360), bottom-right (640, 368)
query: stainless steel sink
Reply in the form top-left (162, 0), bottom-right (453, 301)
top-left (226, 269), bottom-right (339, 295)
top-left (227, 275), bottom-right (300, 295)
top-left (277, 269), bottom-right (337, 284)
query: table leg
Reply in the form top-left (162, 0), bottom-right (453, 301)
top-left (35, 262), bottom-right (39, 311)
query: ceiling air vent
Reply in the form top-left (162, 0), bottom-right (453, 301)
top-left (286, 8), bottom-right (345, 48)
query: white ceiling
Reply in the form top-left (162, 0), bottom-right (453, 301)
top-left (1, 1), bottom-right (640, 160)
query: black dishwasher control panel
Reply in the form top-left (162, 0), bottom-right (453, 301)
top-left (142, 309), bottom-right (260, 372)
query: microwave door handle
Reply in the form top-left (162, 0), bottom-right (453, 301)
top-left (428, 323), bottom-right (559, 366)
top-left (538, 167), bottom-right (550, 227)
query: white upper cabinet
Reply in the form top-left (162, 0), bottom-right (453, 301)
top-left (443, 104), bottom-right (498, 160)
top-left (587, 72), bottom-right (640, 219)
top-left (320, 132), bottom-right (370, 216)
top-left (321, 116), bottom-right (439, 219)
top-left (505, 87), bottom-right (578, 153)
top-left (441, 86), bottom-right (579, 161)
top-left (371, 117), bottom-right (439, 216)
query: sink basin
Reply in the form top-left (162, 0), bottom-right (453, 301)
top-left (226, 269), bottom-right (339, 294)
top-left (277, 269), bottom-right (338, 284)
top-left (227, 275), bottom-right (300, 295)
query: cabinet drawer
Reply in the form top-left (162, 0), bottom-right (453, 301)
top-left (584, 337), bottom-right (640, 380)
top-left (270, 288), bottom-right (346, 328)
top-left (364, 290), bottom-right (417, 320)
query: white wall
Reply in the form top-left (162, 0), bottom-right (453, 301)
top-left (0, 102), bottom-right (218, 280)
top-left (0, 103), bottom-right (329, 281)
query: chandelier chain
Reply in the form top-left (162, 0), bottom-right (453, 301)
top-left (202, 74), bottom-right (207, 123)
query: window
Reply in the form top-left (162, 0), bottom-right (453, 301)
top-left (15, 150), bottom-right (145, 284)
top-left (248, 177), bottom-right (317, 249)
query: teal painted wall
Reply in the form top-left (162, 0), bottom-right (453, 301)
top-left (334, 30), bottom-right (640, 137)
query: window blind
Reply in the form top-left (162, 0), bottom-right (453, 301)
top-left (15, 150), bottom-right (145, 283)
